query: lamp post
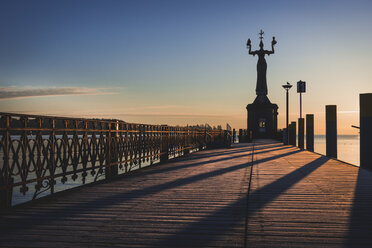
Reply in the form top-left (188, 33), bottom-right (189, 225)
top-left (282, 82), bottom-right (292, 144)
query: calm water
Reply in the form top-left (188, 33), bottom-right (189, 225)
top-left (313, 135), bottom-right (359, 166)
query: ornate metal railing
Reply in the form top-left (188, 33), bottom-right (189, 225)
top-left (0, 112), bottom-right (231, 208)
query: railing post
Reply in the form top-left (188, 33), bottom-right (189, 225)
top-left (326, 105), bottom-right (337, 159)
top-left (360, 93), bottom-right (372, 170)
top-left (298, 118), bottom-right (304, 149)
top-left (184, 127), bottom-right (190, 155)
top-left (0, 115), bottom-right (13, 209)
top-left (160, 125), bottom-right (169, 162)
top-left (105, 122), bottom-right (118, 180)
top-left (49, 118), bottom-right (56, 194)
top-left (125, 123), bottom-right (129, 173)
top-left (197, 128), bottom-right (202, 151)
top-left (204, 127), bottom-right (208, 149)
top-left (306, 114), bottom-right (314, 152)
top-left (138, 124), bottom-right (143, 169)
top-left (81, 120), bottom-right (89, 183)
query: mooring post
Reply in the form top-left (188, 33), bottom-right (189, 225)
top-left (232, 128), bottom-right (236, 143)
top-left (360, 93), bottom-right (372, 170)
top-left (306, 114), bottom-right (314, 152)
top-left (289, 121), bottom-right (297, 146)
top-left (298, 118), bottom-right (304, 149)
top-left (326, 105), bottom-right (337, 158)
top-left (283, 128), bottom-right (287, 144)
top-left (238, 129), bottom-right (243, 143)
top-left (292, 122), bottom-right (297, 146)
top-left (283, 128), bottom-right (288, 145)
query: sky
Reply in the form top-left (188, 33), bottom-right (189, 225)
top-left (1, 0), bottom-right (371, 134)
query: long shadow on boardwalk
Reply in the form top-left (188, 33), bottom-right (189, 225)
top-left (346, 167), bottom-right (372, 247)
top-left (158, 142), bottom-right (287, 170)
top-left (0, 144), bottom-right (300, 238)
top-left (153, 156), bottom-right (329, 247)
top-left (186, 142), bottom-right (286, 162)
top-left (137, 144), bottom-right (292, 179)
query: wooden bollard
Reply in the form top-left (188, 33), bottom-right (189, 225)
top-left (289, 121), bottom-right (296, 146)
top-left (283, 128), bottom-right (288, 145)
top-left (298, 118), bottom-right (304, 149)
top-left (306, 114), bottom-right (314, 152)
top-left (288, 123), bottom-right (293, 145)
top-left (360, 93), bottom-right (372, 169)
top-left (326, 105), bottom-right (337, 158)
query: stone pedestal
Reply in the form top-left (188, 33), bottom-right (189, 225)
top-left (247, 100), bottom-right (278, 139)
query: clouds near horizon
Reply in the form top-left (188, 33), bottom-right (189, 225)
top-left (0, 86), bottom-right (117, 100)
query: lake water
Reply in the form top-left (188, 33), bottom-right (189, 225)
top-left (313, 135), bottom-right (359, 166)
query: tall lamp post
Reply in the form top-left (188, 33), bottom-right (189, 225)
top-left (282, 82), bottom-right (292, 144)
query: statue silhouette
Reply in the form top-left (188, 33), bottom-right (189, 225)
top-left (247, 30), bottom-right (277, 104)
top-left (246, 30), bottom-right (279, 139)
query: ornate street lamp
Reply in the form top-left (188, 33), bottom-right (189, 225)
top-left (282, 82), bottom-right (292, 144)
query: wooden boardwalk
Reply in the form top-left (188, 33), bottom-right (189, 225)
top-left (1, 140), bottom-right (372, 247)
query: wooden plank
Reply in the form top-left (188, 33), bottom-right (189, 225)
top-left (0, 140), bottom-right (372, 247)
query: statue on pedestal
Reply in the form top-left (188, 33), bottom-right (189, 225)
top-left (245, 30), bottom-right (278, 139)
top-left (246, 30), bottom-right (277, 104)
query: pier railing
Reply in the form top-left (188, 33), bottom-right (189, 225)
top-left (0, 112), bottom-right (231, 208)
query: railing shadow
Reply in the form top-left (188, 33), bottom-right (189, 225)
top-left (0, 145), bottom-right (301, 238)
top-left (184, 141), bottom-right (283, 162)
top-left (136, 143), bottom-right (293, 179)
